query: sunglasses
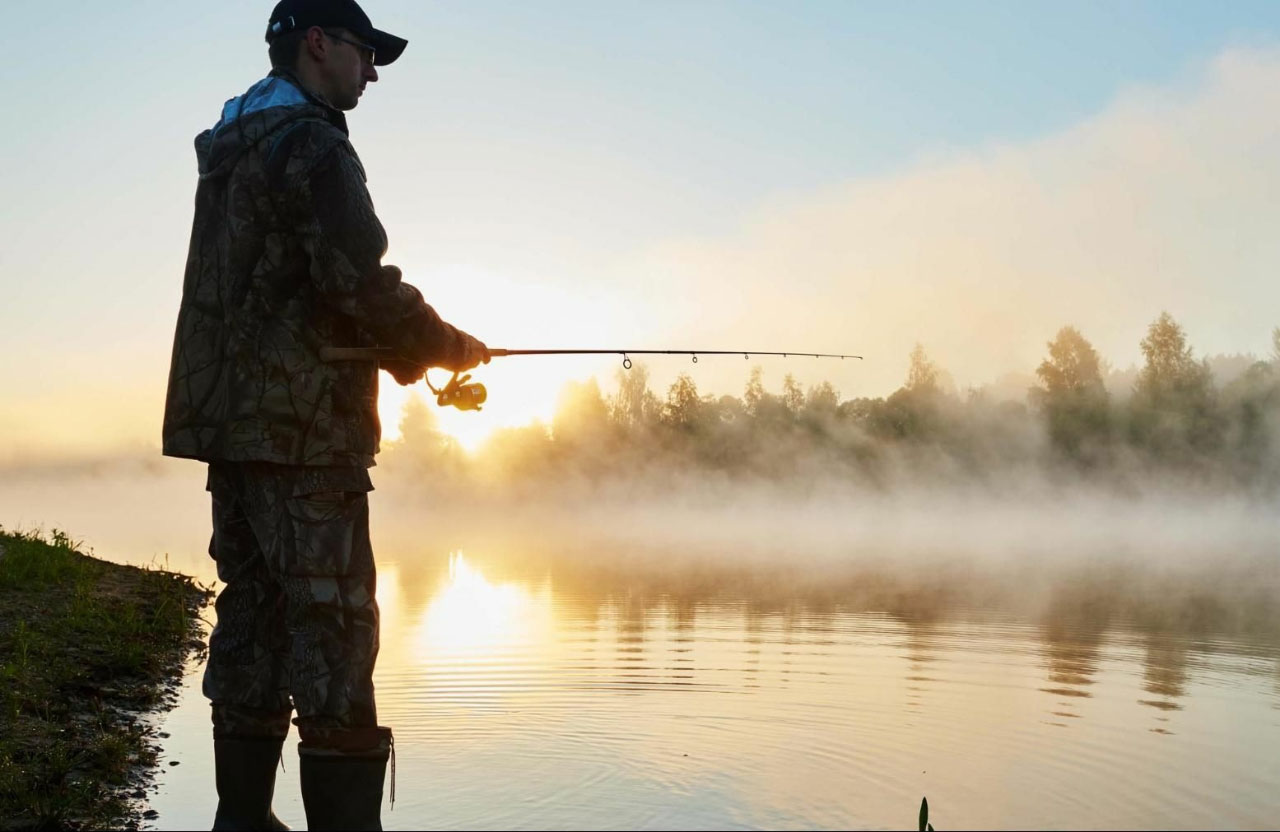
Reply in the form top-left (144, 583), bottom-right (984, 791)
top-left (324, 30), bottom-right (376, 65)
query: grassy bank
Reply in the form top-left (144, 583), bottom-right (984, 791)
top-left (0, 529), bottom-right (210, 831)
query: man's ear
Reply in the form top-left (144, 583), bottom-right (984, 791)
top-left (302, 25), bottom-right (329, 63)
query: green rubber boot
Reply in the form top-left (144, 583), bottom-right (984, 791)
top-left (211, 736), bottom-right (290, 831)
top-left (298, 727), bottom-right (393, 832)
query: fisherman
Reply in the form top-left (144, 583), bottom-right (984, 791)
top-left (161, 1), bottom-right (488, 828)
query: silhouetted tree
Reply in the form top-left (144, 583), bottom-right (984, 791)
top-left (743, 366), bottom-right (767, 416)
top-left (744, 366), bottom-right (790, 424)
top-left (877, 344), bottom-right (947, 441)
top-left (1221, 360), bottom-right (1280, 484)
top-left (712, 394), bottom-right (745, 423)
top-left (805, 381), bottom-right (839, 415)
top-left (781, 373), bottom-right (804, 414)
top-left (661, 373), bottom-right (703, 430)
top-left (608, 364), bottom-right (659, 431)
top-left (554, 378), bottom-right (610, 445)
top-left (905, 343), bottom-right (940, 394)
top-left (480, 423), bottom-right (555, 480)
top-left (837, 397), bottom-right (881, 427)
top-left (1130, 312), bottom-right (1221, 462)
top-left (394, 391), bottom-right (463, 473)
top-left (398, 392), bottom-right (442, 449)
top-left (1032, 326), bottom-right (1111, 464)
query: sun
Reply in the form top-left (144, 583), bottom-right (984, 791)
top-left (369, 262), bottom-right (633, 452)
top-left (378, 356), bottom-right (616, 453)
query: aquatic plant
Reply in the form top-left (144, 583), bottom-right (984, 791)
top-left (919, 796), bottom-right (936, 831)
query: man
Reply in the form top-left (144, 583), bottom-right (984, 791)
top-left (162, 1), bottom-right (487, 828)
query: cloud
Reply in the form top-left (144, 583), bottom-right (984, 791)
top-left (620, 46), bottom-right (1280, 396)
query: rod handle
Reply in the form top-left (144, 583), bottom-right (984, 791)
top-left (318, 346), bottom-right (394, 362)
top-left (319, 346), bottom-right (512, 362)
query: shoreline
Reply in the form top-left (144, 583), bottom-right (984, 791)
top-left (0, 529), bottom-right (211, 831)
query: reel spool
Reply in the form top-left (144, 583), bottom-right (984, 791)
top-left (427, 371), bottom-right (487, 411)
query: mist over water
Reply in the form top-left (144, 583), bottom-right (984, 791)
top-left (7, 451), bottom-right (1279, 597)
top-left (3, 448), bottom-right (1280, 828)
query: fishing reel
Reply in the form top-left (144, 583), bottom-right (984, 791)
top-left (426, 370), bottom-right (487, 411)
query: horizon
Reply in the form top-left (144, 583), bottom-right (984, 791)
top-left (2, 312), bottom-right (1273, 468)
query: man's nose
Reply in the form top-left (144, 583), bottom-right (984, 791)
top-left (364, 64), bottom-right (378, 84)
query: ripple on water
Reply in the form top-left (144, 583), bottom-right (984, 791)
top-left (139, 552), bottom-right (1280, 830)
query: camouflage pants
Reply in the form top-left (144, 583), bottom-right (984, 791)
top-left (204, 463), bottom-right (381, 747)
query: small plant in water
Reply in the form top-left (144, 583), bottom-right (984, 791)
top-left (919, 796), bottom-right (936, 831)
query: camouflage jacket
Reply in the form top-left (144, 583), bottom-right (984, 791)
top-left (163, 70), bottom-right (465, 467)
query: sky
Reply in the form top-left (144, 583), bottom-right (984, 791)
top-left (3, 1), bottom-right (1280, 460)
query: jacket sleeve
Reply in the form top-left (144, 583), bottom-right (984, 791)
top-left (286, 129), bottom-right (464, 368)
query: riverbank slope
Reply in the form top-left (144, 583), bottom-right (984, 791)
top-left (0, 529), bottom-right (209, 830)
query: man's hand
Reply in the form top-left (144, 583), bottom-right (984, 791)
top-left (380, 359), bottom-right (426, 386)
top-left (374, 331), bottom-right (488, 381)
top-left (441, 332), bottom-right (490, 373)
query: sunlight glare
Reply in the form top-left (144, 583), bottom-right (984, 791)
top-left (415, 552), bottom-right (552, 658)
top-left (372, 262), bottom-right (630, 450)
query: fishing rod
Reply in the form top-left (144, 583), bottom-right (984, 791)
top-left (319, 346), bottom-right (863, 411)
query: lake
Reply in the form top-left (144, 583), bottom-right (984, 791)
top-left (3, 464), bottom-right (1279, 829)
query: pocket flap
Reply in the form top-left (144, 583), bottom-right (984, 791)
top-left (289, 467), bottom-right (374, 496)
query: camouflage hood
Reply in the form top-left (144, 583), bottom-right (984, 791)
top-left (162, 72), bottom-right (465, 467)
top-left (198, 73), bottom-right (341, 180)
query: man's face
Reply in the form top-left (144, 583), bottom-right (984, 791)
top-left (320, 28), bottom-right (379, 110)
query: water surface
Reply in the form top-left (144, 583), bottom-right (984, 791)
top-left (4, 466), bottom-right (1278, 829)
top-left (144, 545), bottom-right (1280, 830)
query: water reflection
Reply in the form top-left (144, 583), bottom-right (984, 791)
top-left (1039, 627), bottom-right (1102, 697)
top-left (144, 545), bottom-right (1280, 830)
top-left (416, 552), bottom-right (545, 657)
top-left (1139, 634), bottom-right (1189, 713)
top-left (896, 613), bottom-right (941, 715)
top-left (614, 594), bottom-right (648, 682)
top-left (1037, 584), bottom-right (1109, 726)
top-left (742, 602), bottom-right (766, 690)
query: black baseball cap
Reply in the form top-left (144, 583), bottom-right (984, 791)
top-left (265, 0), bottom-right (408, 67)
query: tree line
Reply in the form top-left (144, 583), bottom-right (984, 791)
top-left (390, 313), bottom-right (1280, 492)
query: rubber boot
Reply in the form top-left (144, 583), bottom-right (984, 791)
top-left (298, 727), bottom-right (393, 832)
top-left (211, 736), bottom-right (290, 830)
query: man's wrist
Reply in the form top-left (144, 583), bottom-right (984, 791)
top-left (443, 326), bottom-right (468, 369)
